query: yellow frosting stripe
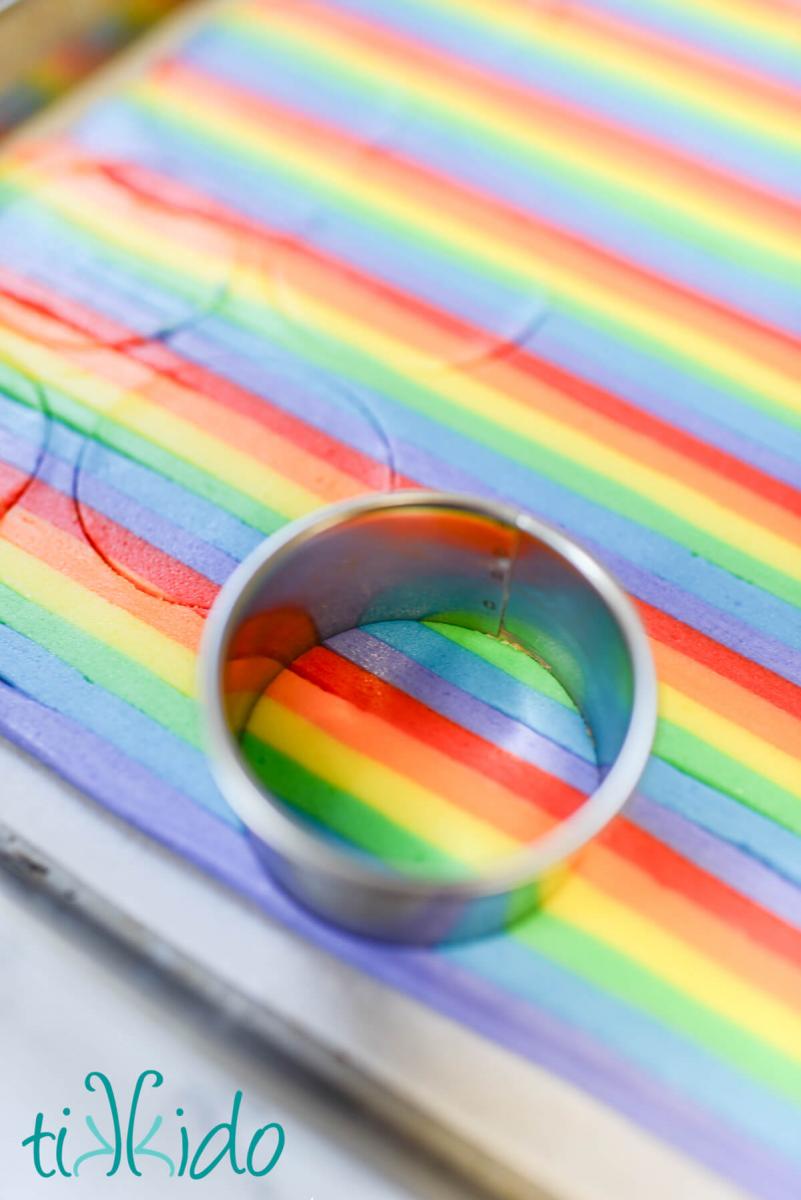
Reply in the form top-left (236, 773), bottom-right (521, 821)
top-left (0, 325), bottom-right (323, 520)
top-left (8, 161), bottom-right (236, 294)
top-left (139, 79), bottom-right (801, 419)
top-left (239, 6), bottom-right (801, 237)
top-left (0, 539), bottom-right (195, 694)
top-left (544, 876), bottom-right (801, 1063)
top-left (433, 0), bottom-right (801, 149)
top-left (236, 280), bottom-right (801, 588)
top-left (661, 684), bottom-right (801, 800)
top-left (247, 694), bottom-right (519, 866)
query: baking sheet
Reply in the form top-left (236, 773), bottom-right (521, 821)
top-left (0, 1), bottom-right (799, 1197)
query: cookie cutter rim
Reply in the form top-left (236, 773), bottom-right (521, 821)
top-left (199, 490), bottom-right (658, 943)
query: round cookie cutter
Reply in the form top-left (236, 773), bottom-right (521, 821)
top-left (200, 490), bottom-right (657, 944)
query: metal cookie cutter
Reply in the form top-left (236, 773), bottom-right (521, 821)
top-left (200, 491), bottom-right (657, 944)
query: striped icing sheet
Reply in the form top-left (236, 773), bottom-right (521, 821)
top-left (0, 1), bottom-right (799, 1195)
